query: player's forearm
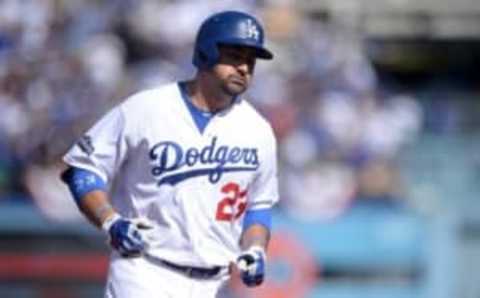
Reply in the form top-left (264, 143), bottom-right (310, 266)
top-left (240, 224), bottom-right (270, 250)
top-left (62, 166), bottom-right (152, 258)
top-left (61, 166), bottom-right (116, 229)
top-left (78, 190), bottom-right (116, 229)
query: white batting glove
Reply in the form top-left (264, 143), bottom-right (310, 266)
top-left (236, 245), bottom-right (267, 287)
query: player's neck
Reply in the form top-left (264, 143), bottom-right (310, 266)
top-left (185, 80), bottom-right (234, 113)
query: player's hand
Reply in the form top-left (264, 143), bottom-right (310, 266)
top-left (236, 246), bottom-right (266, 287)
top-left (102, 214), bottom-right (154, 258)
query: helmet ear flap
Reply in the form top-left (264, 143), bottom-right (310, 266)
top-left (193, 48), bottom-right (208, 69)
top-left (193, 41), bottom-right (220, 69)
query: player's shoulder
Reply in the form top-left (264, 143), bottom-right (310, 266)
top-left (236, 99), bottom-right (275, 136)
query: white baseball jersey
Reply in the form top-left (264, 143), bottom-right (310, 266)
top-left (63, 82), bottom-right (279, 267)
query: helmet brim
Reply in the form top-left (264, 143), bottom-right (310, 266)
top-left (254, 47), bottom-right (274, 60)
top-left (218, 39), bottom-right (274, 60)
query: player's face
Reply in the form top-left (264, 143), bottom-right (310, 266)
top-left (212, 45), bottom-right (257, 96)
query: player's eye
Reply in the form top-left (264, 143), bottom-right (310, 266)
top-left (219, 46), bottom-right (256, 72)
top-left (225, 51), bottom-right (243, 61)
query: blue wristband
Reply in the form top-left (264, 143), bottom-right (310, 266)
top-left (242, 208), bottom-right (272, 232)
top-left (61, 167), bottom-right (106, 205)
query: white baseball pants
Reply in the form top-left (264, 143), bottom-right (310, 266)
top-left (104, 254), bottom-right (231, 298)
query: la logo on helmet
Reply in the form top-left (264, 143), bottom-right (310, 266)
top-left (246, 19), bottom-right (259, 40)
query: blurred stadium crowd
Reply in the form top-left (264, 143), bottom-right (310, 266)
top-left (0, 0), bottom-right (424, 222)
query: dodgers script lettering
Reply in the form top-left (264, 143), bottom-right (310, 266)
top-left (149, 137), bottom-right (259, 186)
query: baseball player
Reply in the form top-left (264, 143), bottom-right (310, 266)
top-left (60, 10), bottom-right (278, 298)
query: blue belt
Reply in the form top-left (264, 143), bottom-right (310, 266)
top-left (159, 259), bottom-right (224, 279)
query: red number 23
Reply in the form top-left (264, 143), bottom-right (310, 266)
top-left (215, 182), bottom-right (247, 221)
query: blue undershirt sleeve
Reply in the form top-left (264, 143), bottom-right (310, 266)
top-left (61, 167), bottom-right (107, 206)
top-left (242, 208), bottom-right (272, 232)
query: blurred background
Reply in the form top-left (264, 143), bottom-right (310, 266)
top-left (1, 0), bottom-right (480, 297)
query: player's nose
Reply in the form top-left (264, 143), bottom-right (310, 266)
top-left (237, 63), bottom-right (248, 76)
top-left (236, 61), bottom-right (254, 77)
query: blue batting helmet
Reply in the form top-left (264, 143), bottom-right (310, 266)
top-left (193, 11), bottom-right (274, 69)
